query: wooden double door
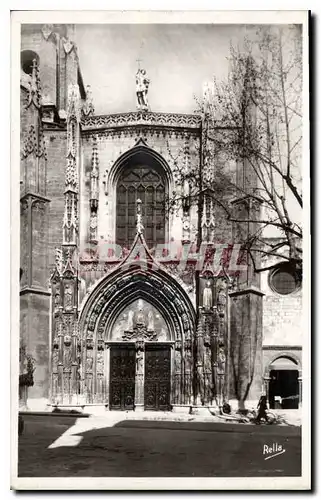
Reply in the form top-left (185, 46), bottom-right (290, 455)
top-left (109, 344), bottom-right (171, 411)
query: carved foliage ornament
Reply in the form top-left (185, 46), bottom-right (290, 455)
top-left (63, 38), bottom-right (75, 55)
top-left (82, 111), bottom-right (202, 130)
top-left (21, 125), bottom-right (47, 160)
top-left (41, 24), bottom-right (54, 41)
top-left (26, 58), bottom-right (41, 109)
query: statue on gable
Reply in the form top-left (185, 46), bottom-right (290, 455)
top-left (136, 68), bottom-right (150, 111)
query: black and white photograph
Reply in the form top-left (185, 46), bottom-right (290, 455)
top-left (11, 9), bottom-right (310, 490)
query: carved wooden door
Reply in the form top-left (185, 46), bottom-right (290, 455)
top-left (144, 345), bottom-right (171, 411)
top-left (109, 345), bottom-right (136, 410)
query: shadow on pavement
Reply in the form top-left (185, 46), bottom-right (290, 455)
top-left (18, 415), bottom-right (302, 478)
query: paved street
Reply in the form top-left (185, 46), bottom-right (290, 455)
top-left (18, 414), bottom-right (301, 477)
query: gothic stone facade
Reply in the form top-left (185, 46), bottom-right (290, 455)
top-left (20, 24), bottom-right (302, 412)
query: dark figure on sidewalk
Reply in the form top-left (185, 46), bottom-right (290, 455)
top-left (256, 395), bottom-right (269, 424)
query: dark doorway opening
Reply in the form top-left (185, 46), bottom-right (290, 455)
top-left (145, 344), bottom-right (171, 411)
top-left (109, 344), bottom-right (136, 410)
top-left (269, 369), bottom-right (299, 409)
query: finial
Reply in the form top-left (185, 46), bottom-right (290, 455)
top-left (136, 198), bottom-right (144, 234)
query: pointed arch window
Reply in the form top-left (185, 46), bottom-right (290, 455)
top-left (116, 163), bottom-right (166, 250)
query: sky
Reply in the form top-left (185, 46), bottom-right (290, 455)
top-left (74, 24), bottom-right (251, 115)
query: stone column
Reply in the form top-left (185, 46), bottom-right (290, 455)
top-left (229, 287), bottom-right (264, 410)
top-left (134, 341), bottom-right (145, 411)
top-left (298, 373), bottom-right (302, 409)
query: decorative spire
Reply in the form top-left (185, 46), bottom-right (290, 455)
top-left (208, 198), bottom-right (215, 242)
top-left (67, 84), bottom-right (81, 122)
top-left (136, 199), bottom-right (144, 234)
top-left (65, 84), bottom-right (80, 192)
top-left (26, 58), bottom-right (41, 109)
top-left (63, 84), bottom-right (80, 246)
top-left (202, 195), bottom-right (215, 243)
top-left (89, 135), bottom-right (99, 242)
top-left (201, 196), bottom-right (208, 242)
top-left (82, 85), bottom-right (95, 117)
top-left (90, 135), bottom-right (99, 204)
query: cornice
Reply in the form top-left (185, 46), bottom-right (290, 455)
top-left (262, 345), bottom-right (302, 351)
top-left (81, 111), bottom-right (202, 132)
top-left (20, 192), bottom-right (51, 204)
top-left (20, 286), bottom-right (51, 297)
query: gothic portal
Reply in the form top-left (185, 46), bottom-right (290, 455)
top-left (20, 23), bottom-right (302, 414)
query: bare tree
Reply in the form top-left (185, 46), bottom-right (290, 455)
top-left (206, 25), bottom-right (303, 273)
top-left (167, 26), bottom-right (303, 278)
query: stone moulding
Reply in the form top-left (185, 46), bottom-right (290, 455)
top-left (81, 111), bottom-right (202, 131)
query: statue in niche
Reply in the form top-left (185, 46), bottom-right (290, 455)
top-left (203, 280), bottom-right (213, 310)
top-left (127, 310), bottom-right (134, 332)
top-left (96, 351), bottom-right (104, 374)
top-left (136, 68), bottom-right (150, 111)
top-left (86, 350), bottom-right (94, 372)
top-left (64, 284), bottom-right (73, 310)
top-left (183, 178), bottom-right (190, 199)
top-left (217, 346), bottom-right (226, 374)
top-left (54, 288), bottom-right (60, 309)
top-left (147, 310), bottom-right (154, 332)
top-left (63, 345), bottom-right (72, 369)
top-left (52, 349), bottom-right (59, 372)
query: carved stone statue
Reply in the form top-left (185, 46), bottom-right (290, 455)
top-left (136, 68), bottom-right (150, 111)
top-left (203, 280), bottom-right (213, 310)
top-left (136, 349), bottom-right (144, 375)
top-left (147, 310), bottom-right (154, 332)
top-left (64, 284), bottom-right (73, 310)
top-left (54, 288), bottom-right (60, 309)
top-left (217, 346), bottom-right (226, 375)
top-left (135, 299), bottom-right (146, 326)
top-left (127, 310), bottom-right (134, 332)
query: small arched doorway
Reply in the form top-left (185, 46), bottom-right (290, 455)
top-left (268, 357), bottom-right (300, 410)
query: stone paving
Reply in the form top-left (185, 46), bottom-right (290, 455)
top-left (18, 413), bottom-right (301, 478)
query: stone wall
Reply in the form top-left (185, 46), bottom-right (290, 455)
top-left (261, 267), bottom-right (302, 347)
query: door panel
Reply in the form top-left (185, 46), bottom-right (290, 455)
top-left (145, 345), bottom-right (171, 411)
top-left (109, 345), bottom-right (136, 410)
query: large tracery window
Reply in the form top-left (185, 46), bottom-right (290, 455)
top-left (116, 163), bottom-right (166, 250)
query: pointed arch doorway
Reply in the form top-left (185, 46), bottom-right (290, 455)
top-left (108, 298), bottom-right (172, 411)
top-left (78, 259), bottom-right (196, 411)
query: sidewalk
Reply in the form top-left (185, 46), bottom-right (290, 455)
top-left (19, 407), bottom-right (302, 427)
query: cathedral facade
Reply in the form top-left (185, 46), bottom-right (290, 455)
top-left (19, 24), bottom-right (302, 413)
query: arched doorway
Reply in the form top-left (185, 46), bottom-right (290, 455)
top-left (109, 298), bottom-right (172, 411)
top-left (268, 357), bottom-right (300, 410)
top-left (78, 259), bottom-right (196, 410)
